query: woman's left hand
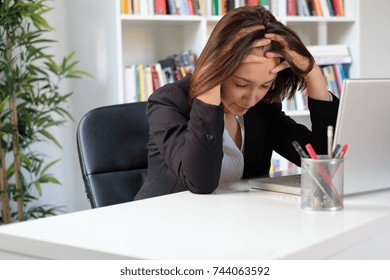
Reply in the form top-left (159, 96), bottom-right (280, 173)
top-left (263, 33), bottom-right (311, 74)
top-left (263, 33), bottom-right (331, 101)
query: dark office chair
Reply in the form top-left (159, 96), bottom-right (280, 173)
top-left (76, 102), bottom-right (149, 208)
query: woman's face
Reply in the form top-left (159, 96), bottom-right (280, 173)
top-left (221, 55), bottom-right (278, 116)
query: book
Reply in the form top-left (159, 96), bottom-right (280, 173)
top-left (307, 44), bottom-right (351, 65)
top-left (197, 0), bottom-right (205, 15)
top-left (322, 65), bottom-right (340, 97)
top-left (138, 64), bottom-right (145, 101)
top-left (154, 0), bottom-right (167, 14)
top-left (246, 0), bottom-right (258, 6)
top-left (144, 65), bottom-right (154, 99)
top-left (167, 0), bottom-right (177, 14)
top-left (212, 0), bottom-right (219, 15)
top-left (297, 0), bottom-right (310, 16)
top-left (260, 0), bottom-right (270, 10)
top-left (150, 64), bottom-right (161, 91)
top-left (287, 0), bottom-right (297, 16)
top-left (154, 63), bottom-right (167, 88)
top-left (180, 0), bottom-right (189, 15)
top-left (192, 0), bottom-right (201, 15)
top-left (332, 64), bottom-right (343, 94)
top-left (120, 0), bottom-right (129, 14)
top-left (139, 0), bottom-right (149, 16)
top-left (158, 51), bottom-right (197, 81)
top-left (175, 0), bottom-right (182, 15)
top-left (226, 0), bottom-right (235, 12)
top-left (186, 0), bottom-right (195, 15)
top-left (312, 0), bottom-right (323, 16)
top-left (326, 0), bottom-right (335, 16)
top-left (135, 64), bottom-right (140, 101)
top-left (319, 0), bottom-right (331, 17)
top-left (124, 65), bottom-right (137, 102)
top-left (158, 57), bottom-right (177, 83)
top-left (333, 64), bottom-right (348, 95)
top-left (277, 0), bottom-right (287, 17)
top-left (133, 0), bottom-right (140, 15)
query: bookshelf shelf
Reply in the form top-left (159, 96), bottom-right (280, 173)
top-left (284, 16), bottom-right (355, 23)
top-left (121, 15), bottom-right (203, 22)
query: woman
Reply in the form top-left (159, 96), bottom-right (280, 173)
top-left (134, 5), bottom-right (339, 200)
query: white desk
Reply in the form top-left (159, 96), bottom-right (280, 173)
top-left (0, 181), bottom-right (390, 259)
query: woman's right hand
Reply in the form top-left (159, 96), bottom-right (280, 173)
top-left (196, 34), bottom-right (272, 106)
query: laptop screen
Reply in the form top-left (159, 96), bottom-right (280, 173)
top-left (334, 78), bottom-right (390, 195)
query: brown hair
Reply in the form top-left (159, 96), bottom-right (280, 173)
top-left (190, 5), bottom-right (314, 104)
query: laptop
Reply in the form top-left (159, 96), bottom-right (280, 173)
top-left (249, 78), bottom-right (390, 196)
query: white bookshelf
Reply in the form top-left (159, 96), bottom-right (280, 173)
top-left (65, 0), bottom-right (360, 126)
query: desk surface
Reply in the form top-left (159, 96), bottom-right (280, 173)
top-left (1, 181), bottom-right (390, 259)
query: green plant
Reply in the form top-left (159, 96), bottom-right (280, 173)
top-left (0, 0), bottom-right (89, 224)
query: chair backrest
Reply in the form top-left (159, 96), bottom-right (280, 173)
top-left (76, 102), bottom-right (148, 208)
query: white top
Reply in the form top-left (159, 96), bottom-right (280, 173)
top-left (0, 182), bottom-right (390, 260)
top-left (219, 115), bottom-right (245, 184)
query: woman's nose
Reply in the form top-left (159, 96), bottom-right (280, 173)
top-left (244, 90), bottom-right (259, 107)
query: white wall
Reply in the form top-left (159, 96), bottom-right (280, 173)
top-left (36, 0), bottom-right (91, 213)
top-left (37, 0), bottom-right (122, 213)
top-left (359, 0), bottom-right (390, 78)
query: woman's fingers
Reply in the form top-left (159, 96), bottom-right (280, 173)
top-left (264, 33), bottom-right (287, 47)
top-left (252, 38), bottom-right (271, 48)
top-left (265, 33), bottom-right (311, 72)
top-left (271, 60), bottom-right (290, 73)
top-left (243, 53), bottom-right (269, 64)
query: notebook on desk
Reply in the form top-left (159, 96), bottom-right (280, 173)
top-left (250, 78), bottom-right (390, 196)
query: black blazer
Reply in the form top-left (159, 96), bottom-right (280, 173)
top-left (134, 75), bottom-right (339, 200)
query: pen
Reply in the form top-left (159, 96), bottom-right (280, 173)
top-left (331, 143), bottom-right (348, 178)
top-left (305, 143), bottom-right (318, 159)
top-left (305, 143), bottom-right (343, 204)
top-left (332, 144), bottom-right (342, 158)
top-left (340, 144), bottom-right (348, 158)
top-left (327, 125), bottom-right (333, 158)
top-left (292, 140), bottom-right (309, 158)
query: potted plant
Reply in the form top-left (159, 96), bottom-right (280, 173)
top-left (0, 0), bottom-right (88, 224)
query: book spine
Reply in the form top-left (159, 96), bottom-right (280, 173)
top-left (300, 0), bottom-right (310, 16)
top-left (133, 0), bottom-right (140, 15)
top-left (277, 0), bottom-right (287, 17)
top-left (197, 0), bottom-right (205, 15)
top-left (332, 64), bottom-right (343, 94)
top-left (326, 0), bottom-right (335, 16)
top-left (155, 0), bottom-right (167, 14)
top-left (124, 65), bottom-right (137, 103)
top-left (287, 0), bottom-right (297, 16)
top-left (212, 0), bottom-right (219, 15)
top-left (319, 0), bottom-right (330, 17)
top-left (332, 0), bottom-right (340, 16)
top-left (192, 0), bottom-right (201, 15)
top-left (246, 0), bottom-right (258, 6)
top-left (167, 0), bottom-right (177, 14)
top-left (138, 64), bottom-right (145, 101)
top-left (150, 65), bottom-right (161, 91)
top-left (312, 0), bottom-right (323, 16)
top-left (260, 0), bottom-right (270, 10)
top-left (186, 0), bottom-right (195, 15)
top-left (174, 0), bottom-right (182, 15)
top-left (120, 0), bottom-right (129, 14)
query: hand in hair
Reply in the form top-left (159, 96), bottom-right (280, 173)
top-left (263, 33), bottom-right (330, 101)
top-left (263, 33), bottom-right (312, 74)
